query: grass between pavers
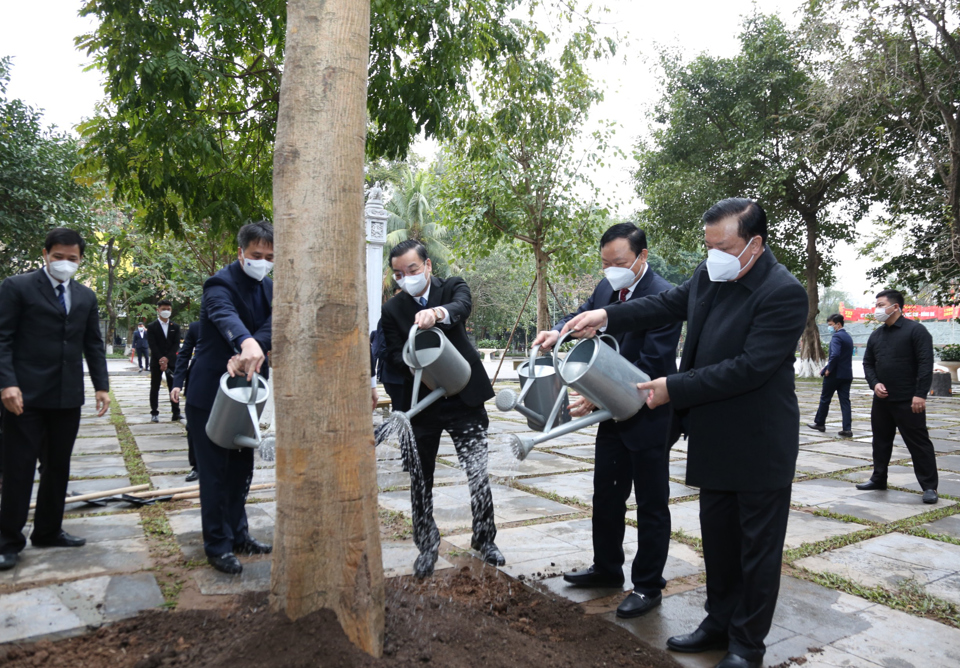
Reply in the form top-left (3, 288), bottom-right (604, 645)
top-left (380, 508), bottom-right (413, 541)
top-left (109, 390), bottom-right (150, 487)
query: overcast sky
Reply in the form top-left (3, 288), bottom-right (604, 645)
top-left (1, 0), bottom-right (884, 305)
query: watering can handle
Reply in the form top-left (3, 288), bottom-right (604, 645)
top-left (599, 333), bottom-right (620, 355)
top-left (513, 344), bottom-right (542, 407)
top-left (406, 324), bottom-right (422, 369)
top-left (248, 372), bottom-right (260, 405)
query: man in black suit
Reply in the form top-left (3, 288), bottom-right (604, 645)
top-left (807, 314), bottom-right (854, 438)
top-left (147, 300), bottom-right (181, 423)
top-left (0, 228), bottom-right (111, 570)
top-left (172, 321), bottom-right (201, 482)
top-left (533, 223), bottom-right (681, 619)
top-left (131, 322), bottom-right (150, 372)
top-left (380, 239), bottom-right (503, 578)
top-left (562, 199), bottom-right (808, 668)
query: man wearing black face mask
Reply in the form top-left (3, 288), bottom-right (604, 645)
top-left (0, 228), bottom-right (110, 570)
top-left (856, 289), bottom-right (938, 503)
top-left (560, 199), bottom-right (808, 668)
top-left (532, 223), bottom-right (681, 620)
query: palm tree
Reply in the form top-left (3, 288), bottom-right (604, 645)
top-left (383, 167), bottom-right (453, 273)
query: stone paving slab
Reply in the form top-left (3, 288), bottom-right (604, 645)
top-left (0, 587), bottom-right (85, 643)
top-left (544, 444), bottom-right (595, 460)
top-left (936, 454), bottom-right (960, 472)
top-left (791, 477), bottom-right (954, 523)
top-left (795, 532), bottom-right (960, 605)
top-left (377, 459), bottom-right (464, 490)
top-left (74, 425), bottom-right (117, 438)
top-left (379, 483), bottom-right (577, 532)
top-left (799, 441), bottom-right (876, 460)
top-left (1, 536), bottom-right (153, 586)
top-left (486, 450), bottom-right (591, 478)
top-left (384, 542), bottom-right (454, 579)
top-left (795, 451), bottom-right (873, 475)
top-left (141, 451), bottom-right (193, 473)
top-left (840, 464), bottom-right (960, 497)
top-left (922, 515), bottom-right (960, 539)
top-left (167, 504), bottom-right (275, 560)
top-left (129, 422), bottom-right (187, 436)
top-left (72, 437), bottom-right (122, 455)
top-left (68, 455), bottom-right (128, 479)
top-left (135, 434), bottom-right (189, 452)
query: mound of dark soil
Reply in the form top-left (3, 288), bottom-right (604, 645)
top-left (0, 568), bottom-right (678, 668)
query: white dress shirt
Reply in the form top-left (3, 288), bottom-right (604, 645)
top-left (158, 319), bottom-right (169, 338)
top-left (414, 284), bottom-right (451, 324)
top-left (599, 263), bottom-right (648, 332)
top-left (42, 266), bottom-right (71, 314)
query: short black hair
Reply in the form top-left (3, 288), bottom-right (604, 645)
top-left (702, 198), bottom-right (768, 245)
top-left (237, 220), bottom-right (274, 250)
top-left (44, 228), bottom-right (86, 256)
top-left (827, 313), bottom-right (844, 325)
top-left (389, 239), bottom-right (428, 264)
top-left (600, 223), bottom-right (647, 256)
top-left (157, 299), bottom-right (172, 308)
top-left (876, 289), bottom-right (904, 309)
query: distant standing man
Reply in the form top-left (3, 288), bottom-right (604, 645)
top-left (532, 223), bottom-right (681, 619)
top-left (807, 314), bottom-right (854, 438)
top-left (171, 221), bottom-right (274, 575)
top-left (380, 239), bottom-right (503, 578)
top-left (561, 199), bottom-right (808, 668)
top-left (147, 300), bottom-right (181, 423)
top-left (132, 322), bottom-right (150, 372)
top-left (172, 320), bottom-right (201, 482)
top-left (856, 289), bottom-right (938, 504)
top-left (0, 228), bottom-right (110, 570)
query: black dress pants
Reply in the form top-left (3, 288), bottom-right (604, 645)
top-left (136, 348), bottom-right (149, 370)
top-left (869, 397), bottom-right (938, 491)
top-left (0, 407), bottom-right (81, 554)
top-left (150, 359), bottom-right (178, 417)
top-left (813, 376), bottom-right (852, 431)
top-left (186, 404), bottom-right (252, 557)
top-left (697, 485), bottom-right (792, 662)
top-left (592, 425), bottom-right (670, 596)
top-left (410, 396), bottom-right (496, 556)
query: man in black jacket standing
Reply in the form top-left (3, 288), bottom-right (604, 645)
top-left (808, 314), bottom-right (854, 438)
top-left (172, 321), bottom-right (200, 482)
top-left (132, 322), bottom-right (150, 372)
top-left (147, 300), bottom-right (181, 423)
top-left (533, 223), bottom-right (681, 619)
top-left (380, 239), bottom-right (503, 578)
top-left (562, 199), bottom-right (808, 668)
top-left (855, 289), bottom-right (938, 504)
top-left (0, 228), bottom-right (111, 570)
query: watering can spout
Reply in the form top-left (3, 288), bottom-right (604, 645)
top-left (509, 409), bottom-right (612, 460)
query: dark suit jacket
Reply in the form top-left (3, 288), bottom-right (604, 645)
top-left (0, 269), bottom-right (109, 409)
top-left (823, 327), bottom-right (853, 379)
top-left (380, 275), bottom-right (494, 412)
top-left (553, 269), bottom-right (681, 452)
top-left (131, 329), bottom-right (150, 351)
top-left (604, 250), bottom-right (808, 491)
top-left (374, 317), bottom-right (407, 385)
top-left (147, 319), bottom-right (181, 365)
top-left (172, 321), bottom-right (201, 390)
top-left (187, 261), bottom-right (272, 412)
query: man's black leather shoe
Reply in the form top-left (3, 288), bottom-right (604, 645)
top-left (31, 531), bottom-right (86, 548)
top-left (185, 469), bottom-right (199, 482)
top-left (838, 430), bottom-right (853, 438)
top-left (715, 652), bottom-right (761, 668)
top-left (666, 628), bottom-right (728, 653)
top-left (208, 553), bottom-right (242, 574)
top-left (150, 415), bottom-right (159, 423)
top-left (478, 542), bottom-right (506, 566)
top-left (172, 414), bottom-right (182, 422)
top-left (563, 565), bottom-right (625, 588)
top-left (856, 480), bottom-right (887, 491)
top-left (413, 551), bottom-right (437, 579)
top-left (234, 537), bottom-right (272, 555)
top-left (616, 591), bottom-right (662, 618)
top-left (923, 489), bottom-right (939, 504)
top-left (0, 553), bottom-right (17, 571)
top-left (806, 422), bottom-right (825, 432)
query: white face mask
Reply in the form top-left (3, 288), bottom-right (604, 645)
top-left (398, 272), bottom-right (428, 297)
top-left (874, 305), bottom-right (894, 322)
top-left (706, 236), bottom-right (760, 282)
top-left (604, 255), bottom-right (643, 291)
top-left (138, 326), bottom-right (145, 331)
top-left (158, 310), bottom-right (172, 320)
top-left (241, 257), bottom-right (274, 282)
top-left (47, 259), bottom-right (79, 282)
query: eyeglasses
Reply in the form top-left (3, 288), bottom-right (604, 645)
top-left (392, 262), bottom-right (425, 282)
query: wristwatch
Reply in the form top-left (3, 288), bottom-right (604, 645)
top-left (433, 307), bottom-right (444, 321)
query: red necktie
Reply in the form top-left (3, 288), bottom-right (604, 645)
top-left (619, 288), bottom-right (628, 302)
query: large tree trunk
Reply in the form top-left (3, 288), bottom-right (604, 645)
top-left (534, 245), bottom-right (550, 332)
top-left (797, 212), bottom-right (824, 377)
top-left (270, 0), bottom-right (383, 658)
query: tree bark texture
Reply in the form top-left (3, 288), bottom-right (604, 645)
top-left (534, 245), bottom-right (550, 332)
top-left (798, 213), bottom-right (824, 377)
top-left (270, 0), bottom-right (383, 657)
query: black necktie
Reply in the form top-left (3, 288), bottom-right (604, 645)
top-left (56, 284), bottom-right (67, 313)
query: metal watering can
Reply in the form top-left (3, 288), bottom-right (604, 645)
top-left (495, 344), bottom-right (571, 431)
top-left (399, 325), bottom-right (471, 419)
top-left (206, 372), bottom-right (270, 450)
top-left (509, 331), bottom-right (651, 460)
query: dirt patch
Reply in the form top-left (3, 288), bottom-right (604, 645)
top-left (0, 568), bottom-right (679, 668)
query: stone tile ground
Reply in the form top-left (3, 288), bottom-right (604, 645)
top-left (2, 369), bottom-right (960, 667)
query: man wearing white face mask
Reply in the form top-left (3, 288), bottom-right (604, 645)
top-left (531, 223), bottom-right (681, 620)
top-left (146, 300), bottom-right (181, 423)
top-left (0, 228), bottom-right (110, 570)
top-left (559, 199), bottom-right (808, 668)
top-left (170, 221), bottom-right (274, 575)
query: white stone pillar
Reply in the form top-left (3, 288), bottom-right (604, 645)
top-left (365, 183), bottom-right (389, 334)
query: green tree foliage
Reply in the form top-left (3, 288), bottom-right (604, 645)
top-left (384, 166), bottom-right (453, 271)
top-left (437, 21), bottom-right (616, 331)
top-left (634, 14), bottom-right (880, 372)
top-left (0, 57), bottom-right (94, 279)
top-left (77, 0), bottom-right (525, 237)
top-left (810, 0), bottom-right (960, 304)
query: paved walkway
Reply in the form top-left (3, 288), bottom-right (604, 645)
top-left (2, 365), bottom-right (960, 667)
